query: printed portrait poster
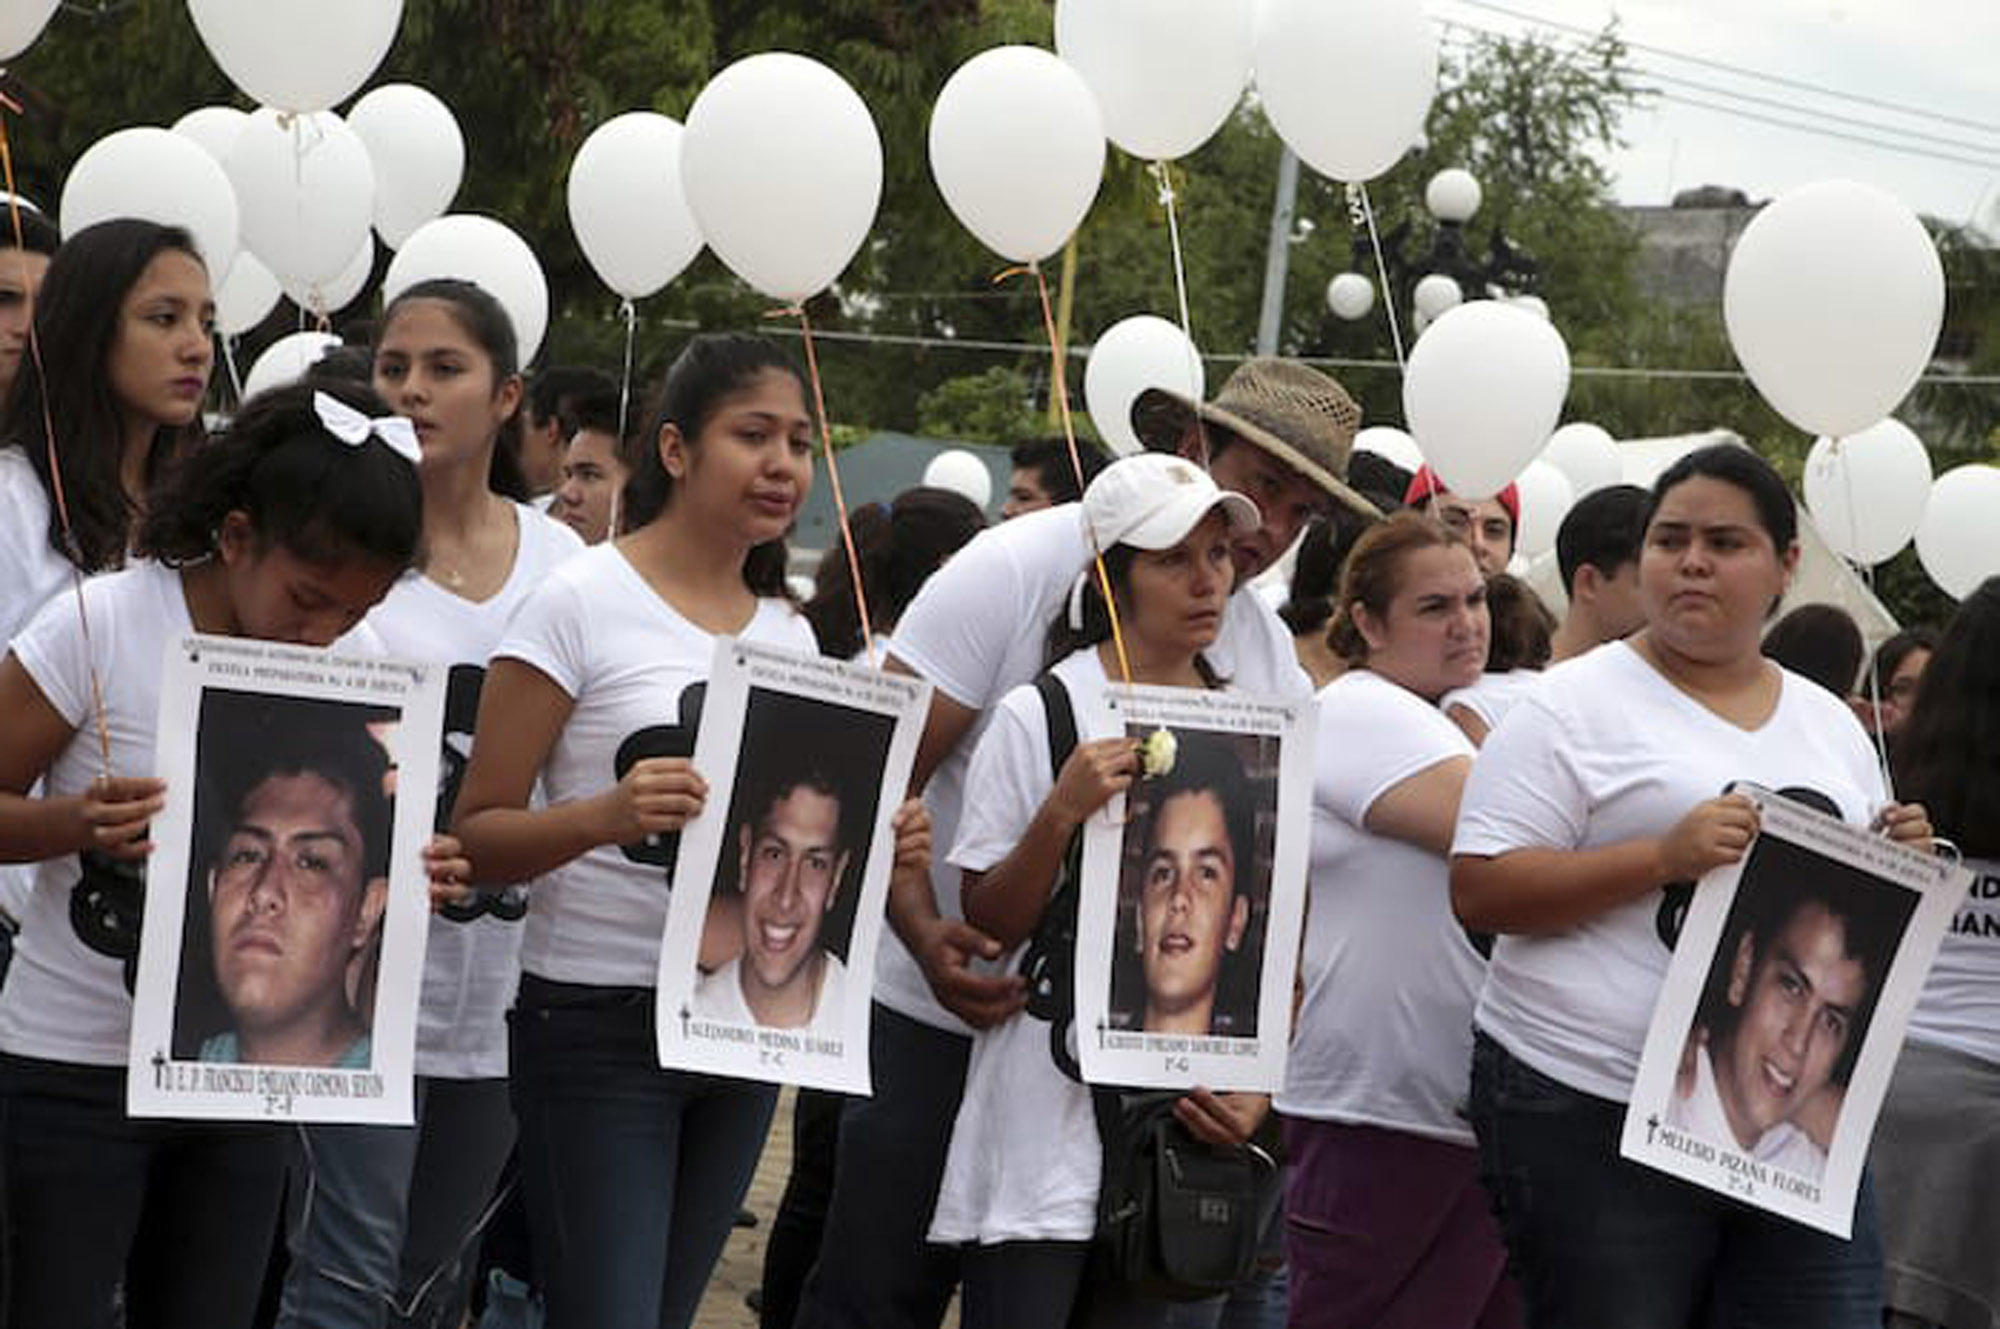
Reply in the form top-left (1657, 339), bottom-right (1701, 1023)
top-left (1621, 787), bottom-right (1967, 1236)
top-left (655, 639), bottom-right (928, 1094)
top-left (1074, 685), bottom-right (1315, 1093)
top-left (127, 635), bottom-right (444, 1125)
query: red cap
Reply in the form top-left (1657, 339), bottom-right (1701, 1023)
top-left (1404, 465), bottom-right (1520, 526)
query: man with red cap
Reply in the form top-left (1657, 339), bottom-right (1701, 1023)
top-left (1406, 464), bottom-right (1518, 577)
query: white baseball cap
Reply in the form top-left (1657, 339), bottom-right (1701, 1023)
top-left (1083, 453), bottom-right (1260, 552)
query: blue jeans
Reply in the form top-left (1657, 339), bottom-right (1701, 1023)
top-left (0, 1052), bottom-right (287, 1328)
top-left (279, 1077), bottom-right (516, 1329)
top-left (794, 1004), bottom-right (972, 1329)
top-left (1467, 1032), bottom-right (1883, 1329)
top-left (509, 974), bottom-right (777, 1329)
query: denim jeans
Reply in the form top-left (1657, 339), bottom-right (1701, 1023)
top-left (1467, 1032), bottom-right (1883, 1329)
top-left (793, 1004), bottom-right (972, 1329)
top-left (509, 974), bottom-right (777, 1329)
top-left (0, 1052), bottom-right (288, 1328)
top-left (279, 1077), bottom-right (516, 1329)
top-left (759, 1086), bottom-right (845, 1329)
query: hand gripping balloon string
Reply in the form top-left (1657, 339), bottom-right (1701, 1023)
top-left (780, 303), bottom-right (877, 669)
top-left (0, 97), bottom-right (116, 776)
top-left (1355, 183), bottom-right (1410, 372)
top-left (993, 262), bottom-right (1134, 691)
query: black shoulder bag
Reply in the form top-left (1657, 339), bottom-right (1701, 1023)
top-left (1013, 672), bottom-right (1282, 1302)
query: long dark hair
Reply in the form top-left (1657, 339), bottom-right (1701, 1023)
top-left (1892, 577), bottom-right (2000, 857)
top-left (377, 278), bottom-right (529, 502)
top-left (0, 219), bottom-right (211, 572)
top-left (623, 333), bottom-right (811, 598)
top-left (1643, 444), bottom-right (1798, 551)
top-left (805, 486), bottom-right (986, 659)
top-left (139, 380), bottom-right (423, 574)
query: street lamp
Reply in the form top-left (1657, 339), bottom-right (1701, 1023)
top-left (1326, 168), bottom-right (1542, 331)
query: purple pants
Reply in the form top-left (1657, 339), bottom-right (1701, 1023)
top-left (1281, 1118), bottom-right (1520, 1329)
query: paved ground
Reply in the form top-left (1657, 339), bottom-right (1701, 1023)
top-left (692, 1088), bottom-right (959, 1329)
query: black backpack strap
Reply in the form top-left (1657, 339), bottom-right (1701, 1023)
top-left (1019, 671), bottom-right (1086, 1081)
top-left (1035, 671), bottom-right (1078, 780)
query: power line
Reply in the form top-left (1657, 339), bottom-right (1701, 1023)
top-left (1449, 0), bottom-right (2000, 135)
top-left (1637, 70), bottom-right (2000, 160)
top-left (758, 322), bottom-right (2000, 387)
top-left (1436, 21), bottom-right (2000, 172)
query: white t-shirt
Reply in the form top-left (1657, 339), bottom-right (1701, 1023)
top-left (0, 562), bottom-right (379, 1066)
top-left (1280, 670), bottom-right (1484, 1144)
top-left (1665, 1041), bottom-right (1826, 1180)
top-left (0, 448), bottom-right (70, 932)
top-left (1904, 857), bottom-right (2000, 1065)
top-left (366, 504), bottom-right (583, 1078)
top-left (494, 544), bottom-right (816, 988)
top-left (689, 953), bottom-right (848, 1037)
top-left (0, 446), bottom-right (68, 649)
top-left (930, 647), bottom-right (1116, 1246)
top-left (1453, 641), bottom-right (1886, 1103)
top-left (1441, 669), bottom-right (1544, 737)
top-left (879, 503), bottom-right (1313, 1036)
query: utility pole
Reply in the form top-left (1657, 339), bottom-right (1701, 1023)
top-left (1255, 146), bottom-right (1300, 356)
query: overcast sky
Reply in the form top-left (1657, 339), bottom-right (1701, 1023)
top-left (1431, 0), bottom-right (2000, 228)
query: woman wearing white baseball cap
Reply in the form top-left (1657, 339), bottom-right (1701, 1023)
top-left (926, 452), bottom-right (1269, 1327)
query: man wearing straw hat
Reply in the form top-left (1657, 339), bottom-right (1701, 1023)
top-left (795, 358), bottom-right (1378, 1329)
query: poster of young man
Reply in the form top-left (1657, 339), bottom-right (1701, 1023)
top-left (1621, 787), bottom-right (1967, 1236)
top-left (1073, 685), bottom-right (1314, 1093)
top-left (127, 635), bottom-right (444, 1125)
top-left (655, 639), bottom-right (928, 1094)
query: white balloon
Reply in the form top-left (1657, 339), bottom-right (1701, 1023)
top-left (1916, 465), bottom-right (2000, 600)
top-left (1803, 419), bottom-right (1934, 566)
top-left (215, 251), bottom-right (281, 336)
top-left (346, 84), bottom-right (465, 248)
top-left (1054, 0), bottom-right (1254, 160)
top-left (923, 449), bottom-right (994, 510)
top-left (284, 234), bottom-right (375, 315)
top-left (1327, 272), bottom-right (1375, 320)
top-left (1255, 0), bottom-right (1438, 182)
top-left (188, 0), bottom-right (403, 113)
top-left (1513, 460), bottom-right (1575, 560)
top-left (1084, 315), bottom-right (1204, 457)
top-left (384, 214), bottom-right (549, 364)
top-left (1353, 425), bottom-right (1422, 471)
top-left (1508, 293), bottom-right (1550, 320)
top-left (1403, 300), bottom-right (1571, 500)
top-left (0, 0), bottom-right (58, 60)
top-left (1723, 180), bottom-right (1944, 438)
top-left (928, 47), bottom-right (1105, 265)
top-left (1413, 273), bottom-right (1463, 321)
top-left (243, 330), bottom-right (341, 399)
top-left (681, 53), bottom-right (882, 302)
top-left (1425, 168), bottom-right (1481, 223)
top-left (566, 112), bottom-right (704, 300)
top-left (226, 109), bottom-right (375, 289)
top-left (60, 127), bottom-right (241, 280)
top-left (172, 105), bottom-right (251, 166)
top-left (1540, 422), bottom-right (1620, 497)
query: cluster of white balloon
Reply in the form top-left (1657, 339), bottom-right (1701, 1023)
top-left (1725, 180), bottom-right (1993, 600)
top-left (21, 2), bottom-right (551, 400)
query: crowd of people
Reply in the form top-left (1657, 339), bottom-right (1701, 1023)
top-left (0, 211), bottom-right (1990, 1329)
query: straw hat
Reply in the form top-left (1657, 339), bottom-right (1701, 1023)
top-left (1131, 358), bottom-right (1381, 519)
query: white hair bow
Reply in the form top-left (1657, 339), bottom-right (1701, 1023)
top-left (313, 390), bottom-right (422, 467)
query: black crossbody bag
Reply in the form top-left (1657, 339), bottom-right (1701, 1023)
top-left (1014, 672), bottom-right (1282, 1302)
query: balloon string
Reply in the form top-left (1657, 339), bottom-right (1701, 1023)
top-left (0, 101), bottom-right (114, 776)
top-left (220, 334), bottom-right (245, 408)
top-left (999, 261), bottom-right (1134, 690)
top-left (791, 304), bottom-right (876, 670)
top-left (1153, 161), bottom-right (1207, 464)
top-left (616, 298), bottom-right (637, 442)
top-left (1355, 183), bottom-right (1409, 372)
top-left (1829, 436), bottom-right (1899, 802)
